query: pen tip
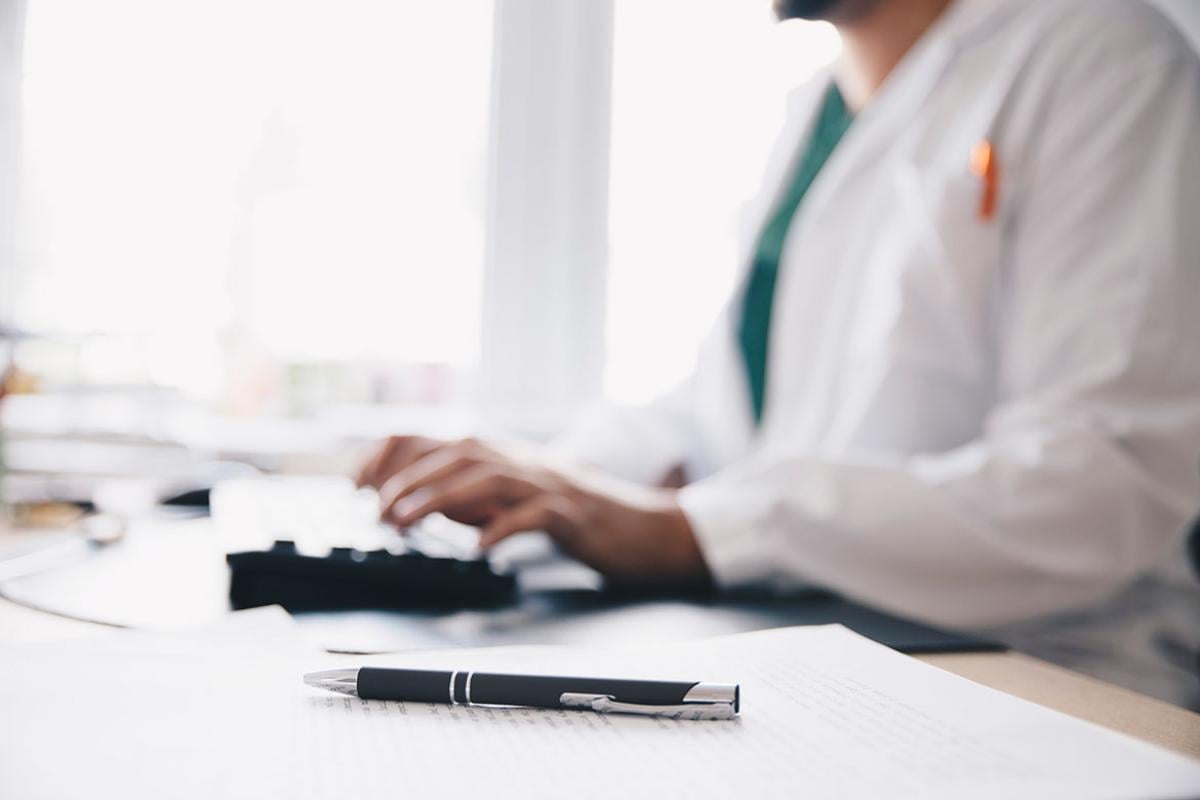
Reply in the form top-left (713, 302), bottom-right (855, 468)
top-left (303, 668), bottom-right (359, 689)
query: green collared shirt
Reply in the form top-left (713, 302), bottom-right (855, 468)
top-left (737, 84), bottom-right (854, 424)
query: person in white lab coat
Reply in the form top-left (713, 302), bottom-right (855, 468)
top-left (359, 0), bottom-right (1200, 705)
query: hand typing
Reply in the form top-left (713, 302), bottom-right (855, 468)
top-left (356, 436), bottom-right (711, 585)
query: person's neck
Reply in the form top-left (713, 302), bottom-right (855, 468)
top-left (832, 0), bottom-right (954, 112)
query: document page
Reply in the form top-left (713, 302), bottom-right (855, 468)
top-left (2, 614), bottom-right (1198, 799)
top-left (0, 607), bottom-right (307, 800)
top-left (294, 626), bottom-right (1200, 800)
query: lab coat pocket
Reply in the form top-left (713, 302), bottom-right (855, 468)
top-left (893, 161), bottom-right (1003, 280)
top-left (857, 161), bottom-right (1003, 381)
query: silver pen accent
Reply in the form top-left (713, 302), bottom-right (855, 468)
top-left (559, 683), bottom-right (738, 720)
top-left (305, 669), bottom-right (359, 696)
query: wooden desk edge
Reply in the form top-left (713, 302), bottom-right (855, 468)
top-left (918, 650), bottom-right (1200, 760)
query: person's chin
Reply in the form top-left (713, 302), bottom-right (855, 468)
top-left (773, 0), bottom-right (874, 22)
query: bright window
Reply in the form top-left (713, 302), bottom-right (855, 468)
top-left (15, 0), bottom-right (493, 406)
top-left (10, 1), bottom-right (841, 422)
top-left (606, 5), bottom-right (840, 404)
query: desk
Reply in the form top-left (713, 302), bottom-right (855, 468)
top-left (922, 650), bottom-right (1200, 759)
top-left (3, 519), bottom-right (1199, 762)
top-left (3, 590), bottom-right (1198, 761)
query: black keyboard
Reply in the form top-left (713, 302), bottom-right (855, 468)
top-left (226, 540), bottom-right (517, 612)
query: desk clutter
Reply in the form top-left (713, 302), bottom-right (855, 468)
top-left (3, 476), bottom-right (1199, 798)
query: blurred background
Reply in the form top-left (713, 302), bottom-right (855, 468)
top-left (0, 0), bottom-right (1196, 511)
top-left (0, 0), bottom-right (843, 506)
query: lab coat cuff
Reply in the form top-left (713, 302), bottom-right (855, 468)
top-left (677, 482), bottom-right (774, 589)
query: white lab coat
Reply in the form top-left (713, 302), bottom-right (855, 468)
top-left (555, 0), bottom-right (1200, 696)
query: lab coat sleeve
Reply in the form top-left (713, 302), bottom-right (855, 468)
top-left (679, 20), bottom-right (1200, 628)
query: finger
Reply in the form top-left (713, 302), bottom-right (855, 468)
top-left (375, 438), bottom-right (433, 488)
top-left (389, 466), bottom-right (534, 528)
top-left (354, 438), bottom-right (394, 488)
top-left (363, 436), bottom-right (444, 491)
top-left (478, 499), bottom-right (559, 549)
top-left (378, 447), bottom-right (487, 520)
top-left (358, 436), bottom-right (422, 489)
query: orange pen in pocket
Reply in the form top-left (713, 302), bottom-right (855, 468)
top-left (969, 139), bottom-right (1000, 222)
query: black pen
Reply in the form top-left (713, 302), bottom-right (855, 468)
top-left (304, 667), bottom-right (739, 720)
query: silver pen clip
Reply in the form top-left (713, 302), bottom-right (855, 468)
top-left (559, 683), bottom-right (739, 721)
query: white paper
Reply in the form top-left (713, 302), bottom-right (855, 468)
top-left (2, 618), bottom-right (1198, 799)
top-left (0, 607), bottom-right (307, 800)
top-left (296, 627), bottom-right (1200, 800)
